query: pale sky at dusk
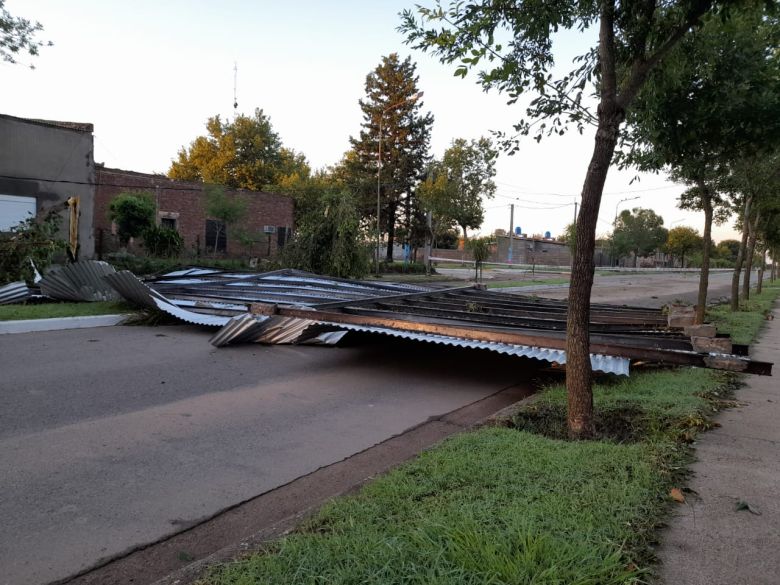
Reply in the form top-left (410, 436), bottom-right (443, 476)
top-left (4, 0), bottom-right (740, 241)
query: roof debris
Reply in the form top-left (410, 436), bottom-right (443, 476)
top-left (3, 263), bottom-right (773, 377)
top-left (101, 265), bottom-right (769, 377)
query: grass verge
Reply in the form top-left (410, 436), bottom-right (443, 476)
top-left (707, 281), bottom-right (780, 345)
top-left (0, 301), bottom-right (134, 321)
top-left (199, 283), bottom-right (778, 585)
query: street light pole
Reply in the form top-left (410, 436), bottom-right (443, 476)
top-left (376, 91), bottom-right (423, 275)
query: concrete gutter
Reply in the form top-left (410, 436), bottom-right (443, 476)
top-left (0, 314), bottom-right (130, 335)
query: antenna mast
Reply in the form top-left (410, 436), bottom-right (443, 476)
top-left (233, 62), bottom-right (238, 117)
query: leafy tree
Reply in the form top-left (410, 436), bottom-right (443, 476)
top-left (0, 0), bottom-right (51, 67)
top-left (714, 239), bottom-right (741, 263)
top-left (203, 185), bottom-right (248, 255)
top-left (665, 226), bottom-right (703, 268)
top-left (619, 5), bottom-right (780, 321)
top-left (0, 211), bottom-right (64, 284)
top-left (169, 109), bottom-right (310, 190)
top-left (282, 192), bottom-right (370, 278)
top-left (348, 54), bottom-right (433, 261)
top-left (612, 208), bottom-right (667, 267)
top-left (108, 192), bottom-right (156, 247)
top-left (401, 0), bottom-right (744, 437)
top-left (726, 154), bottom-right (780, 308)
top-left (560, 222), bottom-right (577, 255)
top-left (419, 137), bottom-right (497, 242)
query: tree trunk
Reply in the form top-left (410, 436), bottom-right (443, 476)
top-left (757, 246), bottom-right (767, 294)
top-left (695, 190), bottom-right (713, 324)
top-left (385, 202), bottom-right (396, 262)
top-left (731, 196), bottom-right (751, 311)
top-left (742, 211), bottom-right (760, 301)
top-left (566, 108), bottom-right (623, 439)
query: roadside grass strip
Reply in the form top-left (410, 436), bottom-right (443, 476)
top-left (707, 282), bottom-right (780, 345)
top-left (201, 282), bottom-right (778, 585)
top-left (205, 429), bottom-right (661, 584)
top-left (0, 301), bottom-right (134, 321)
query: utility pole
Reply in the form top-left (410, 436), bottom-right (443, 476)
top-left (424, 210), bottom-right (432, 276)
top-left (571, 200), bottom-right (578, 270)
top-left (508, 203), bottom-right (514, 263)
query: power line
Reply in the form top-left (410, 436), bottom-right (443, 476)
top-left (494, 180), bottom-right (683, 197)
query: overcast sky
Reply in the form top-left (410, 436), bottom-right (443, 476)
top-left (4, 0), bottom-right (740, 241)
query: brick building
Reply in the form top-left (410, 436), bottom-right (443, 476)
top-left (94, 166), bottom-right (294, 258)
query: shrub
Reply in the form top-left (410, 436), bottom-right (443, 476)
top-left (142, 226), bottom-right (184, 257)
top-left (108, 192), bottom-right (156, 246)
top-left (0, 211), bottom-right (65, 285)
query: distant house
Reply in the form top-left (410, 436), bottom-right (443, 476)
top-left (0, 112), bottom-right (294, 260)
top-left (0, 114), bottom-right (96, 258)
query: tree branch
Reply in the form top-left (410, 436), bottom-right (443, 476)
top-left (428, 9), bottom-right (599, 126)
top-left (618, 0), bottom-right (713, 109)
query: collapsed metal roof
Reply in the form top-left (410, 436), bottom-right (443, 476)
top-left (28, 262), bottom-right (770, 378)
top-left (104, 267), bottom-right (435, 326)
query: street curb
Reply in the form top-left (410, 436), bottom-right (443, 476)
top-left (0, 314), bottom-right (130, 335)
top-left (57, 381), bottom-right (538, 585)
top-left (151, 385), bottom-right (538, 585)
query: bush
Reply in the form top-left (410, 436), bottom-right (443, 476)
top-left (108, 192), bottom-right (156, 246)
top-left (142, 226), bottom-right (184, 257)
top-left (379, 261), bottom-right (430, 274)
top-left (0, 211), bottom-right (65, 285)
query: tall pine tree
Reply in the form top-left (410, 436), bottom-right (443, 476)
top-left (349, 54), bottom-right (433, 261)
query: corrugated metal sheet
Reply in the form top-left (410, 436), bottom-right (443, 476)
top-left (40, 261), bottom-right (120, 302)
top-left (209, 314), bottom-right (269, 346)
top-left (0, 281), bottom-right (30, 305)
top-left (209, 314), bottom-right (629, 375)
top-left (310, 323), bottom-right (630, 376)
top-left (104, 271), bottom-right (231, 326)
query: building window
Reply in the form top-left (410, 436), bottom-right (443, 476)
top-left (161, 217), bottom-right (177, 230)
top-left (205, 219), bottom-right (227, 253)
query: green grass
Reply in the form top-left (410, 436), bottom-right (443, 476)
top-left (204, 429), bottom-right (662, 585)
top-left (707, 282), bottom-right (780, 345)
top-left (0, 301), bottom-right (134, 321)
top-left (514, 368), bottom-right (731, 443)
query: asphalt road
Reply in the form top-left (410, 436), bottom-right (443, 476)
top-left (0, 326), bottom-right (529, 585)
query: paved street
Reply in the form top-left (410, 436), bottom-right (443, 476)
top-left (0, 326), bottom-right (527, 585)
